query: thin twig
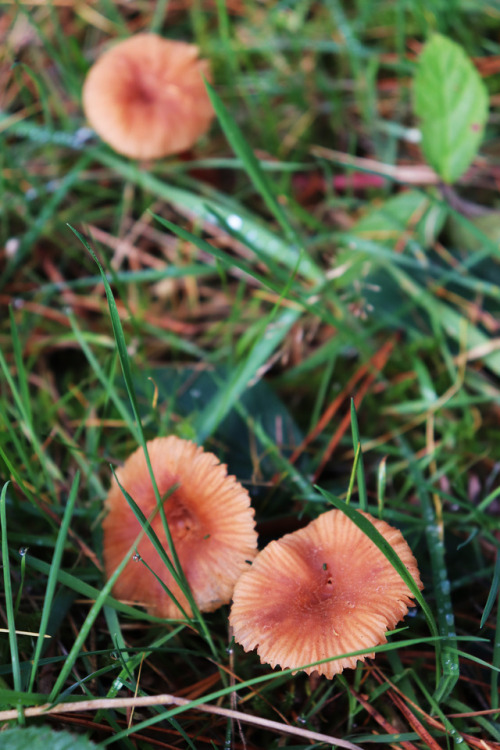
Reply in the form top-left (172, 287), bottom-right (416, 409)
top-left (0, 694), bottom-right (361, 749)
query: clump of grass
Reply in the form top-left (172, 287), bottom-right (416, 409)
top-left (1, 1), bottom-right (499, 748)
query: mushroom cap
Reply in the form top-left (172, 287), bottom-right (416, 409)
top-left (229, 509), bottom-right (423, 678)
top-left (82, 34), bottom-right (214, 159)
top-left (103, 436), bottom-right (258, 618)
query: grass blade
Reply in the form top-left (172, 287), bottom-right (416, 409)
top-left (1, 482), bottom-right (23, 711)
top-left (153, 212), bottom-right (292, 292)
top-left (25, 556), bottom-right (168, 623)
top-left (316, 487), bottom-right (437, 636)
top-left (3, 153), bottom-right (91, 286)
top-left (96, 151), bottom-right (323, 283)
top-left (350, 399), bottom-right (368, 511)
top-left (205, 81), bottom-right (302, 249)
top-left (396, 436), bottom-right (459, 702)
top-left (48, 518), bottom-right (152, 702)
top-left (480, 547), bottom-right (500, 630)
top-left (28, 471), bottom-right (80, 692)
top-left (110, 470), bottom-right (190, 621)
top-left (97, 634), bottom-right (475, 748)
top-left (67, 226), bottom-right (217, 657)
top-left (486, 548), bottom-right (500, 715)
top-left (0, 345), bottom-right (61, 491)
top-left (195, 306), bottom-right (301, 441)
top-left (8, 307), bottom-right (32, 427)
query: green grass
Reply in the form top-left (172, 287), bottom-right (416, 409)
top-left (1, 1), bottom-right (500, 748)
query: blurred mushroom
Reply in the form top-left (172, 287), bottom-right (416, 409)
top-left (82, 34), bottom-right (214, 159)
top-left (103, 436), bottom-right (258, 618)
top-left (230, 509), bottom-right (423, 678)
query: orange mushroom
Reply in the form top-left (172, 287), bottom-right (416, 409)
top-left (82, 34), bottom-right (214, 159)
top-left (103, 436), bottom-right (258, 618)
top-left (229, 509), bottom-right (423, 678)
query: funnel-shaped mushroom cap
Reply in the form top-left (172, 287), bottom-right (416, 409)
top-left (230, 509), bottom-right (423, 678)
top-left (82, 34), bottom-right (214, 159)
top-left (103, 436), bottom-right (258, 618)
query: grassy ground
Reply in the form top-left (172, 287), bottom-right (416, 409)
top-left (1, 1), bottom-right (500, 748)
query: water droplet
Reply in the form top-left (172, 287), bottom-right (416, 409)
top-left (19, 547), bottom-right (28, 557)
top-left (5, 238), bottom-right (19, 257)
top-left (132, 553), bottom-right (141, 562)
top-left (406, 127), bottom-right (421, 143)
top-left (227, 214), bottom-right (243, 231)
top-left (46, 179), bottom-right (60, 193)
top-left (72, 127), bottom-right (94, 147)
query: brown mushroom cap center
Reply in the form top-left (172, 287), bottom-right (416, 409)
top-left (255, 542), bottom-right (374, 636)
top-left (133, 73), bottom-right (180, 106)
top-left (165, 493), bottom-right (199, 540)
top-left (295, 558), bottom-right (359, 615)
top-left (115, 55), bottom-right (182, 111)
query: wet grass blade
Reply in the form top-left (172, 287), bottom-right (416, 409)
top-left (205, 81), bottom-right (302, 249)
top-left (396, 436), bottom-right (459, 703)
top-left (153, 213), bottom-right (292, 291)
top-left (96, 151), bottom-right (322, 283)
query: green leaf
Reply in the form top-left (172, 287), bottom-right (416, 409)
top-left (414, 34), bottom-right (488, 184)
top-left (0, 727), bottom-right (97, 750)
